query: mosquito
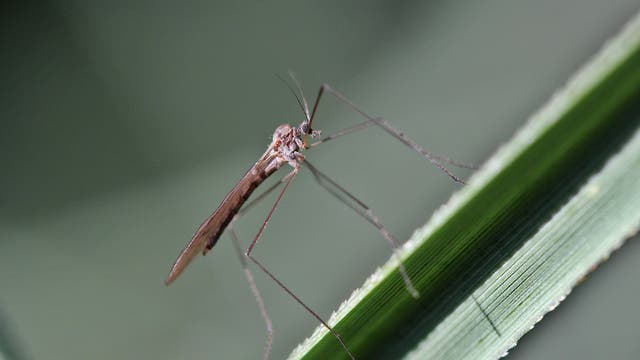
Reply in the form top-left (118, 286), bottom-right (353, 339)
top-left (165, 73), bottom-right (475, 359)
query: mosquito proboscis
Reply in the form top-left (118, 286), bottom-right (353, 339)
top-left (165, 73), bottom-right (477, 359)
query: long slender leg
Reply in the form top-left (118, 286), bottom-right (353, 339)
top-left (306, 84), bottom-right (476, 182)
top-left (303, 160), bottom-right (420, 299)
top-left (229, 230), bottom-right (273, 360)
top-left (225, 173), bottom-right (296, 360)
top-left (244, 168), bottom-right (356, 360)
top-left (308, 120), bottom-right (477, 170)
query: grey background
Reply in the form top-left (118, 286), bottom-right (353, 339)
top-left (1, 1), bottom-right (639, 359)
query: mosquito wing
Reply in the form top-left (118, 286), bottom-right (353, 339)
top-left (165, 153), bottom-right (280, 285)
top-left (164, 208), bottom-right (224, 285)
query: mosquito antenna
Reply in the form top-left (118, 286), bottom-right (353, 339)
top-left (275, 73), bottom-right (310, 121)
top-left (287, 70), bottom-right (311, 121)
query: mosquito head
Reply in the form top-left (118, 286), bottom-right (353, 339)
top-left (298, 121), bottom-right (321, 146)
top-left (299, 121), bottom-right (310, 135)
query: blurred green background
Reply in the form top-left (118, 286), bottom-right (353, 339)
top-left (2, 1), bottom-right (639, 359)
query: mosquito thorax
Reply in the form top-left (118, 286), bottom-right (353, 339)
top-left (271, 124), bottom-right (305, 167)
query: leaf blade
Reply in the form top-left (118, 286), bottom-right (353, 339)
top-left (291, 11), bottom-right (640, 360)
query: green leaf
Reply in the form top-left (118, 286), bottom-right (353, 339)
top-left (290, 11), bottom-right (640, 360)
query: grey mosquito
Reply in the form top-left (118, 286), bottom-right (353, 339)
top-left (166, 73), bottom-right (474, 359)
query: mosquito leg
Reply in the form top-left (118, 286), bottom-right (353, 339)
top-left (306, 84), bottom-right (477, 180)
top-left (303, 160), bottom-right (420, 299)
top-left (308, 121), bottom-right (478, 170)
top-left (229, 229), bottom-right (273, 360)
top-left (224, 173), bottom-right (297, 360)
top-left (244, 168), bottom-right (356, 360)
top-left (427, 153), bottom-right (479, 170)
top-left (307, 121), bottom-right (375, 148)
